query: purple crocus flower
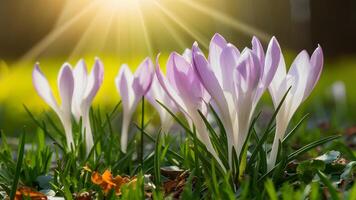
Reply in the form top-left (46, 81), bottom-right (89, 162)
top-left (146, 75), bottom-right (178, 133)
top-left (268, 45), bottom-right (324, 170)
top-left (193, 33), bottom-right (281, 165)
top-left (33, 63), bottom-right (75, 149)
top-left (115, 58), bottom-right (154, 153)
top-left (155, 51), bottom-right (225, 168)
top-left (72, 58), bottom-right (104, 154)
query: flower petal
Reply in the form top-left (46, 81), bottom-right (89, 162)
top-left (32, 64), bottom-right (59, 113)
top-left (288, 50), bottom-right (310, 117)
top-left (58, 63), bottom-right (74, 114)
top-left (220, 44), bottom-right (240, 93)
top-left (83, 58), bottom-right (104, 106)
top-left (255, 37), bottom-right (281, 101)
top-left (268, 47), bottom-right (287, 107)
top-left (155, 55), bottom-right (188, 115)
top-left (262, 36), bottom-right (281, 86)
top-left (146, 76), bottom-right (176, 132)
top-left (251, 36), bottom-right (265, 66)
top-left (171, 52), bottom-right (202, 107)
top-left (208, 33), bottom-right (228, 85)
top-left (115, 64), bottom-right (134, 110)
top-left (303, 45), bottom-right (323, 100)
top-left (182, 48), bottom-right (192, 63)
top-left (193, 50), bottom-right (226, 111)
top-left (235, 50), bottom-right (261, 93)
top-left (72, 59), bottom-right (88, 121)
top-left (132, 57), bottom-right (154, 97)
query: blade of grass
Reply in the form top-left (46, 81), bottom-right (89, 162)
top-left (101, 101), bottom-right (121, 128)
top-left (154, 130), bottom-right (162, 186)
top-left (248, 87), bottom-right (291, 169)
top-left (156, 100), bottom-right (207, 154)
top-left (287, 135), bottom-right (340, 161)
top-left (282, 113), bottom-right (309, 144)
top-left (197, 110), bottom-right (228, 167)
top-left (208, 103), bottom-right (227, 142)
top-left (265, 179), bottom-right (278, 200)
top-left (317, 170), bottom-right (340, 200)
top-left (134, 124), bottom-right (183, 162)
top-left (157, 100), bottom-right (192, 135)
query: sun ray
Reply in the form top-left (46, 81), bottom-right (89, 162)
top-left (179, 0), bottom-right (271, 42)
top-left (54, 0), bottom-right (77, 28)
top-left (152, 9), bottom-right (187, 51)
top-left (153, 1), bottom-right (209, 49)
top-left (69, 5), bottom-right (115, 61)
top-left (19, 1), bottom-right (99, 62)
top-left (136, 5), bottom-right (154, 57)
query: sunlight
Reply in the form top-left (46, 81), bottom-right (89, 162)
top-left (99, 0), bottom-right (142, 12)
top-left (19, 0), bottom-right (271, 63)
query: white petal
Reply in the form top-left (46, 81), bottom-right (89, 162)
top-left (288, 51), bottom-right (310, 118)
top-left (208, 33), bottom-right (227, 85)
top-left (58, 63), bottom-right (75, 115)
top-left (303, 45), bottom-right (323, 100)
top-left (182, 48), bottom-right (192, 63)
top-left (83, 58), bottom-right (104, 107)
top-left (33, 64), bottom-right (59, 113)
top-left (268, 50), bottom-right (287, 107)
top-left (251, 36), bottom-right (265, 65)
top-left (116, 64), bottom-right (135, 110)
top-left (155, 56), bottom-right (188, 115)
top-left (72, 59), bottom-right (88, 121)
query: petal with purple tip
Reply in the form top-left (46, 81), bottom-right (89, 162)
top-left (33, 64), bottom-right (59, 113)
top-left (133, 57), bottom-right (154, 97)
top-left (209, 33), bottom-right (228, 83)
top-left (58, 63), bottom-right (74, 113)
top-left (72, 59), bottom-right (88, 121)
top-left (251, 36), bottom-right (265, 66)
top-left (84, 58), bottom-right (104, 105)
top-left (220, 44), bottom-right (240, 92)
top-left (303, 45), bottom-right (323, 100)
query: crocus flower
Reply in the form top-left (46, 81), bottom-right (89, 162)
top-left (155, 51), bottom-right (225, 168)
top-left (115, 58), bottom-right (154, 153)
top-left (72, 58), bottom-right (104, 154)
top-left (268, 45), bottom-right (323, 170)
top-left (33, 63), bottom-right (75, 149)
top-left (146, 75), bottom-right (178, 133)
top-left (193, 34), bottom-right (281, 165)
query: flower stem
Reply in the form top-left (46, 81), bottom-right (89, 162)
top-left (141, 96), bottom-right (145, 169)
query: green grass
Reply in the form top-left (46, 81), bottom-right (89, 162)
top-left (0, 86), bottom-right (355, 199)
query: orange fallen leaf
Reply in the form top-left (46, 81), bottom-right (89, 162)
top-left (14, 187), bottom-right (47, 200)
top-left (91, 170), bottom-right (130, 196)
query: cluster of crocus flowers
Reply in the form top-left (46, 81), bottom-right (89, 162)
top-left (33, 58), bottom-right (104, 153)
top-left (33, 33), bottom-right (323, 171)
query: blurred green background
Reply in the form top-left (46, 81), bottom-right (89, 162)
top-left (0, 0), bottom-right (355, 135)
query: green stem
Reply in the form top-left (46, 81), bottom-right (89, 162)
top-left (140, 96), bottom-right (145, 195)
top-left (141, 96), bottom-right (145, 169)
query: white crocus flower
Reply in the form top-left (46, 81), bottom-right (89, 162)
top-left (115, 58), bottom-right (154, 153)
top-left (268, 45), bottom-right (324, 170)
top-left (72, 58), bottom-right (104, 154)
top-left (33, 63), bottom-right (75, 149)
